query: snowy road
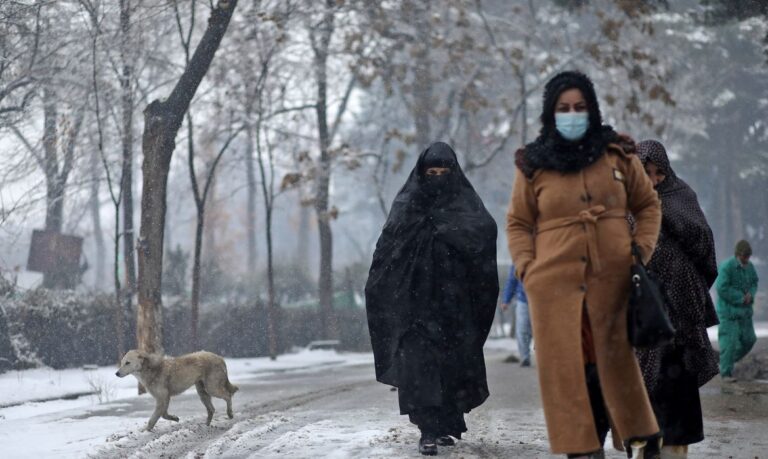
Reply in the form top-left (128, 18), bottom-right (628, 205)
top-left (86, 350), bottom-right (552, 458)
top-left (2, 342), bottom-right (768, 458)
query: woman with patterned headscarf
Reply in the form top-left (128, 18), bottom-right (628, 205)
top-left (636, 139), bottom-right (720, 459)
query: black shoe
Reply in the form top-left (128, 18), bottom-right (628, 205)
top-left (436, 435), bottom-right (455, 446)
top-left (520, 358), bottom-right (531, 367)
top-left (642, 437), bottom-right (661, 459)
top-left (567, 449), bottom-right (604, 459)
top-left (419, 435), bottom-right (438, 456)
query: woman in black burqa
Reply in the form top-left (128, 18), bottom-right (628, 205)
top-left (635, 140), bottom-right (720, 457)
top-left (365, 142), bottom-right (498, 456)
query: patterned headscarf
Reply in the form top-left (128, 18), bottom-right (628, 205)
top-left (636, 140), bottom-right (680, 196)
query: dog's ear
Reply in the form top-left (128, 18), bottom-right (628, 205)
top-left (137, 351), bottom-right (147, 361)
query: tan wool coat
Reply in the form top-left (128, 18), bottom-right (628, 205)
top-left (506, 144), bottom-right (661, 454)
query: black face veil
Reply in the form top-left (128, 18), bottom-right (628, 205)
top-left (364, 142), bottom-right (499, 411)
top-left (419, 143), bottom-right (462, 197)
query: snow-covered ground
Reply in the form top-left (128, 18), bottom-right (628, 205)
top-left (1, 331), bottom-right (765, 458)
top-left (0, 349), bottom-right (372, 416)
top-left (0, 349), bottom-right (374, 458)
top-left (0, 342), bottom-right (519, 458)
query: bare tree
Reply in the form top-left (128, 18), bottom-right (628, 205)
top-left (307, 0), bottom-right (356, 339)
top-left (119, 0), bottom-right (138, 324)
top-left (254, 107), bottom-right (278, 359)
top-left (12, 84), bottom-right (88, 288)
top-left (81, 0), bottom-right (128, 359)
top-left (224, 0), bottom-right (305, 358)
top-left (252, 37), bottom-right (286, 360)
top-left (170, 0), bottom-right (245, 351)
top-left (88, 142), bottom-right (106, 289)
top-left (137, 0), bottom-right (238, 356)
top-left (188, 118), bottom-right (243, 350)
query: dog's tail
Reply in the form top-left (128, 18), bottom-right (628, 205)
top-left (227, 381), bottom-right (239, 394)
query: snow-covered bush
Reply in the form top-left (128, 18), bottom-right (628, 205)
top-left (0, 282), bottom-right (370, 372)
top-left (4, 289), bottom-right (121, 369)
top-left (0, 305), bottom-right (17, 373)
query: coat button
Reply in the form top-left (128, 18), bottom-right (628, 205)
top-left (580, 195), bottom-right (588, 202)
top-left (581, 256), bottom-right (588, 263)
top-left (580, 285), bottom-right (587, 292)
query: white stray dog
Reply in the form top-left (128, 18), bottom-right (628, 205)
top-left (116, 349), bottom-right (239, 431)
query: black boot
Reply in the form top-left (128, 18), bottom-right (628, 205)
top-left (436, 435), bottom-right (455, 446)
top-left (419, 434), bottom-right (438, 456)
top-left (566, 449), bottom-right (605, 459)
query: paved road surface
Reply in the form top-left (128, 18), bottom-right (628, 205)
top-left (82, 346), bottom-right (768, 458)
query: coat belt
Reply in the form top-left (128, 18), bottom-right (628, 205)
top-left (536, 206), bottom-right (628, 273)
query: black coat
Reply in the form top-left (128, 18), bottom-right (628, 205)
top-left (365, 142), bottom-right (498, 413)
top-left (636, 140), bottom-right (719, 390)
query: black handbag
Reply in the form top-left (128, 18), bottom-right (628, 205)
top-left (627, 242), bottom-right (675, 348)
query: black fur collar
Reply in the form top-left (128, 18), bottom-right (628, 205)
top-left (516, 126), bottom-right (621, 178)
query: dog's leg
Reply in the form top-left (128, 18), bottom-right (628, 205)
top-left (147, 393), bottom-right (170, 431)
top-left (196, 381), bottom-right (215, 425)
top-left (224, 394), bottom-right (234, 419)
top-left (161, 393), bottom-right (179, 421)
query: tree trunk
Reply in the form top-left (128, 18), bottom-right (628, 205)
top-left (312, 1), bottom-right (337, 339)
top-left (42, 87), bottom-right (62, 235)
top-left (254, 117), bottom-right (278, 359)
top-left (316, 209), bottom-right (335, 338)
top-left (42, 85), bottom-right (64, 287)
top-left (720, 164), bottom-right (733, 253)
top-left (202, 169), bottom-right (217, 267)
top-left (187, 113), bottom-right (203, 352)
top-left (113, 202), bottom-right (125, 361)
top-left (245, 124), bottom-right (258, 280)
top-left (38, 81), bottom-right (85, 289)
top-left (265, 205), bottom-right (277, 359)
top-left (137, 102), bottom-right (173, 356)
top-left (120, 0), bottom-right (137, 331)
top-left (730, 177), bottom-right (743, 243)
top-left (191, 210), bottom-right (204, 350)
top-left (89, 148), bottom-right (106, 289)
top-left (136, 0), bottom-right (238, 356)
top-left (295, 204), bottom-right (311, 272)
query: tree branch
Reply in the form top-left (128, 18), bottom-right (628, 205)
top-left (329, 74), bottom-right (356, 144)
top-left (267, 103), bottom-right (318, 118)
top-left (165, 0), bottom-right (239, 126)
top-left (60, 98), bottom-right (88, 187)
top-left (10, 126), bottom-right (44, 170)
top-left (202, 123), bottom-right (245, 204)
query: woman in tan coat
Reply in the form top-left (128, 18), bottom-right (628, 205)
top-left (506, 71), bottom-right (662, 458)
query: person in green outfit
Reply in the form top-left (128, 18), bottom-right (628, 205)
top-left (716, 240), bottom-right (759, 380)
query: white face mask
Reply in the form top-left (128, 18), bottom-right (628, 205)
top-left (555, 112), bottom-right (589, 141)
